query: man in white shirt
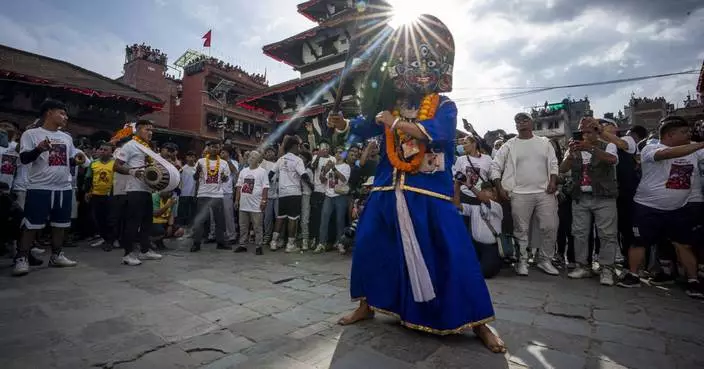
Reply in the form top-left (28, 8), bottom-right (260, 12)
top-left (619, 116), bottom-right (704, 298)
top-left (220, 148), bottom-right (238, 244)
top-left (177, 151), bottom-right (197, 233)
top-left (13, 100), bottom-right (84, 276)
top-left (190, 141), bottom-right (231, 252)
top-left (309, 143), bottom-right (334, 247)
top-left (234, 150), bottom-right (269, 255)
top-left (261, 147), bottom-right (278, 245)
top-left (559, 118), bottom-right (619, 285)
top-left (270, 137), bottom-right (313, 252)
top-left (596, 120), bottom-right (648, 264)
top-left (490, 112), bottom-right (560, 276)
top-left (114, 120), bottom-right (164, 266)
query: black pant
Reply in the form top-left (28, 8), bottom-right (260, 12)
top-left (474, 241), bottom-right (502, 279)
top-left (310, 192), bottom-right (325, 241)
top-left (177, 196), bottom-right (196, 227)
top-left (617, 193), bottom-right (635, 263)
top-left (557, 198), bottom-right (575, 263)
top-left (193, 197), bottom-right (225, 245)
top-left (91, 195), bottom-right (113, 243)
top-left (110, 195), bottom-right (128, 245)
top-left (121, 192), bottom-right (152, 255)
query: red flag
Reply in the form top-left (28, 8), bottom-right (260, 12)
top-left (202, 30), bottom-right (212, 47)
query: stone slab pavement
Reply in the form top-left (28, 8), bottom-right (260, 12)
top-left (1, 239), bottom-right (704, 369)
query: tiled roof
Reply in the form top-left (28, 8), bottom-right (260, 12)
top-left (0, 44), bottom-right (163, 108)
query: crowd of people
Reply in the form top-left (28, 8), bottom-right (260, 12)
top-left (189, 55), bottom-right (268, 85)
top-left (125, 43), bottom-right (167, 66)
top-left (1, 99), bottom-right (704, 301)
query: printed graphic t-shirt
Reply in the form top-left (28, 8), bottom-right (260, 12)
top-left (452, 154), bottom-right (493, 197)
top-left (20, 127), bottom-right (77, 191)
top-left (0, 146), bottom-right (19, 189)
top-left (579, 142), bottom-right (618, 192)
top-left (236, 166), bottom-right (270, 213)
top-left (274, 153), bottom-right (306, 198)
top-left (196, 157), bottom-right (231, 198)
top-left (634, 143), bottom-right (704, 211)
top-left (324, 163), bottom-right (351, 198)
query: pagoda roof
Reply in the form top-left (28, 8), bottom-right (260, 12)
top-left (263, 24), bottom-right (333, 67)
top-left (237, 68), bottom-right (341, 105)
top-left (0, 44), bottom-right (163, 110)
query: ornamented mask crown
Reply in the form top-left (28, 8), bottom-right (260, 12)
top-left (386, 14), bottom-right (455, 95)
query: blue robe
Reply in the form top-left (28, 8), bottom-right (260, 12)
top-left (349, 96), bottom-right (495, 335)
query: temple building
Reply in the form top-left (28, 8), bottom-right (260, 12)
top-left (118, 44), bottom-right (272, 151)
top-left (237, 0), bottom-right (392, 148)
top-left (623, 95), bottom-right (674, 133)
top-left (530, 98), bottom-right (592, 147)
top-left (0, 44), bottom-right (162, 142)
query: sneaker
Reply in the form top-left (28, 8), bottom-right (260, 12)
top-left (139, 250), bottom-right (163, 260)
top-left (234, 246), bottom-right (248, 253)
top-left (537, 259), bottom-right (560, 276)
top-left (285, 242), bottom-right (298, 253)
top-left (685, 280), bottom-right (704, 299)
top-left (122, 253), bottom-right (142, 266)
top-left (313, 244), bottom-right (327, 254)
top-left (216, 243), bottom-right (233, 250)
top-left (30, 247), bottom-right (46, 255)
top-left (600, 268), bottom-right (615, 286)
top-left (90, 238), bottom-right (105, 248)
top-left (337, 243), bottom-right (346, 255)
top-left (649, 272), bottom-right (675, 286)
top-left (568, 266), bottom-right (593, 279)
top-left (255, 247), bottom-right (263, 255)
top-left (301, 239), bottom-right (310, 251)
top-left (515, 261), bottom-right (529, 276)
top-left (617, 273), bottom-right (641, 288)
top-left (12, 257), bottom-right (29, 276)
top-left (49, 252), bottom-right (77, 268)
top-left (270, 240), bottom-right (280, 251)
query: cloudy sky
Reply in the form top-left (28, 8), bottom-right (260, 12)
top-left (1, 0), bottom-right (702, 135)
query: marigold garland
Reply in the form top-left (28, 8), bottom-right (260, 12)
top-left (384, 93), bottom-right (440, 173)
top-left (132, 135), bottom-right (153, 165)
top-left (205, 155), bottom-right (221, 178)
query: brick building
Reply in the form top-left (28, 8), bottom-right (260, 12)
top-left (0, 44), bottom-right (162, 141)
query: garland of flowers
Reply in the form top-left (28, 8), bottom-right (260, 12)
top-left (384, 93), bottom-right (440, 173)
top-left (205, 155), bottom-right (221, 178)
top-left (132, 135), bottom-right (153, 165)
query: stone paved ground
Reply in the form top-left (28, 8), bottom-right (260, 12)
top-left (2, 240), bottom-right (704, 369)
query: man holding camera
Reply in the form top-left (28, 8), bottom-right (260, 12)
top-left (559, 117), bottom-right (619, 285)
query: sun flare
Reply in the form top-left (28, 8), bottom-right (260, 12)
top-left (387, 0), bottom-right (426, 29)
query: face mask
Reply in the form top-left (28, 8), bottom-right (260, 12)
top-left (456, 145), bottom-right (465, 155)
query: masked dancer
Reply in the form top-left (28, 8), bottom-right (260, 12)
top-left (328, 14), bottom-right (505, 353)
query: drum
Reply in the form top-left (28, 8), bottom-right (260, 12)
top-left (143, 163), bottom-right (172, 191)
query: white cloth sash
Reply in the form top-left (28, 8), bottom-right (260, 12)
top-left (394, 186), bottom-right (436, 302)
top-left (133, 142), bottom-right (180, 193)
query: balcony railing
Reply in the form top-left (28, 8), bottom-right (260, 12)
top-left (533, 127), bottom-right (565, 137)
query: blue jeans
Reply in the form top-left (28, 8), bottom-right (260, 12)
top-left (319, 195), bottom-right (349, 245)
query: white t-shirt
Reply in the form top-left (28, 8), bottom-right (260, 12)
top-left (20, 127), bottom-right (78, 191)
top-left (579, 143), bottom-right (619, 192)
top-left (274, 153), bottom-right (306, 198)
top-left (222, 160), bottom-right (237, 195)
top-left (260, 159), bottom-right (277, 199)
top-left (511, 137), bottom-right (551, 194)
top-left (0, 146), bottom-right (19, 190)
top-left (112, 148), bottom-right (128, 196)
top-left (180, 164), bottom-right (197, 197)
top-left (452, 154), bottom-right (493, 197)
top-left (115, 140), bottom-right (151, 193)
top-left (313, 155), bottom-right (335, 193)
top-left (236, 166), bottom-right (270, 213)
top-left (622, 135), bottom-right (638, 155)
top-left (302, 168), bottom-right (314, 196)
top-left (634, 143), bottom-right (704, 211)
top-left (689, 159), bottom-right (703, 203)
top-left (324, 162), bottom-right (351, 198)
top-left (195, 157), bottom-right (231, 198)
top-left (461, 201), bottom-right (503, 245)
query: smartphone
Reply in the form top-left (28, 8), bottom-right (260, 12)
top-left (572, 131), bottom-right (583, 141)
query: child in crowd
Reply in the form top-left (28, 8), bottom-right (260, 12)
top-left (151, 191), bottom-right (183, 251)
top-left (454, 175), bottom-right (504, 279)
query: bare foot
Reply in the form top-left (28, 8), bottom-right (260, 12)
top-left (473, 324), bottom-right (506, 353)
top-left (338, 302), bottom-right (374, 326)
